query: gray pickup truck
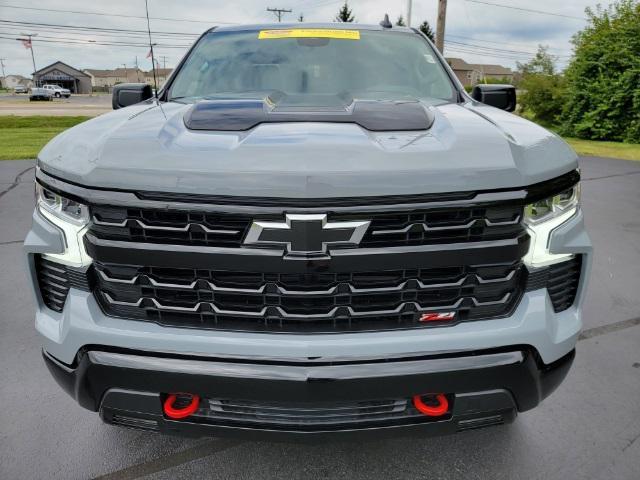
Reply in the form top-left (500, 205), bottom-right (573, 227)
top-left (25, 23), bottom-right (591, 440)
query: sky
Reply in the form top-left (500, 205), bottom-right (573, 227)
top-left (0, 0), bottom-right (603, 78)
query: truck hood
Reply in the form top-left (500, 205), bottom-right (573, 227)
top-left (38, 100), bottom-right (578, 198)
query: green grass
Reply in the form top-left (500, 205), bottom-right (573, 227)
top-left (520, 111), bottom-right (640, 161)
top-left (0, 116), bottom-right (90, 160)
top-left (562, 137), bottom-right (640, 162)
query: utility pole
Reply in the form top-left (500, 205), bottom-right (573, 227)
top-left (135, 56), bottom-right (140, 81)
top-left (435, 0), bottom-right (447, 53)
top-left (159, 55), bottom-right (168, 69)
top-left (0, 58), bottom-right (6, 79)
top-left (406, 0), bottom-right (412, 27)
top-left (19, 33), bottom-right (38, 82)
top-left (122, 63), bottom-right (128, 82)
top-left (267, 7), bottom-right (292, 22)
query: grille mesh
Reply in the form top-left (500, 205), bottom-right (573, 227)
top-left (89, 204), bottom-right (524, 249)
top-left (93, 261), bottom-right (525, 332)
top-left (190, 396), bottom-right (449, 430)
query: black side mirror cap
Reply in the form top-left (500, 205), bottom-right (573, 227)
top-left (112, 83), bottom-right (153, 110)
top-left (471, 84), bottom-right (516, 112)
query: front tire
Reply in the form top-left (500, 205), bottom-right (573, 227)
top-left (55, 92), bottom-right (61, 98)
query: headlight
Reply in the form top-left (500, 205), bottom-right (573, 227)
top-left (36, 183), bottom-right (89, 226)
top-left (522, 183), bottom-right (580, 268)
top-left (524, 184), bottom-right (580, 225)
top-left (35, 183), bottom-right (91, 267)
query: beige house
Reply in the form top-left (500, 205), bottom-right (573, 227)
top-left (1, 75), bottom-right (33, 89)
top-left (143, 68), bottom-right (173, 88)
top-left (84, 68), bottom-right (145, 88)
top-left (446, 58), bottom-right (513, 88)
top-left (83, 67), bottom-right (173, 90)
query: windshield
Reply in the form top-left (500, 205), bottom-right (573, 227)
top-left (168, 29), bottom-right (456, 105)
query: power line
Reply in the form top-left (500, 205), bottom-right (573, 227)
top-left (445, 39), bottom-right (570, 58)
top-left (0, 26), bottom-right (197, 42)
top-left (0, 19), bottom-right (201, 37)
top-left (446, 34), bottom-right (566, 52)
top-left (0, 3), bottom-right (238, 25)
top-left (0, 35), bottom-right (190, 49)
top-left (464, 0), bottom-right (586, 21)
top-left (0, 26), bottom-right (191, 46)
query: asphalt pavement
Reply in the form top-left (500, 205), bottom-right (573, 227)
top-left (0, 93), bottom-right (111, 116)
top-left (1, 156), bottom-right (639, 480)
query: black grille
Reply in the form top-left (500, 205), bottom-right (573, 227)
top-left (527, 256), bottom-right (582, 312)
top-left (89, 204), bottom-right (523, 249)
top-left (356, 205), bottom-right (522, 247)
top-left (190, 395), bottom-right (450, 430)
top-left (35, 256), bottom-right (91, 312)
top-left (93, 261), bottom-right (525, 332)
top-left (90, 205), bottom-right (250, 248)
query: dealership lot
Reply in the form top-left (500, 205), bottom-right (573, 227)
top-left (1, 156), bottom-right (639, 479)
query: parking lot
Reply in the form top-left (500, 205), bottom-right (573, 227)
top-left (0, 93), bottom-right (111, 116)
top-left (1, 156), bottom-right (639, 479)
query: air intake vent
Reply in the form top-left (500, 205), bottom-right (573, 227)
top-left (547, 256), bottom-right (582, 312)
top-left (526, 256), bottom-right (582, 313)
top-left (35, 256), bottom-right (91, 312)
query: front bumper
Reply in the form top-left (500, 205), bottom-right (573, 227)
top-left (44, 347), bottom-right (574, 440)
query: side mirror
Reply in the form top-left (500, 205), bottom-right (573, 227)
top-left (112, 83), bottom-right (153, 110)
top-left (471, 84), bottom-right (516, 112)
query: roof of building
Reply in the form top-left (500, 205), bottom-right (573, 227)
top-left (143, 68), bottom-right (173, 76)
top-left (469, 64), bottom-right (513, 76)
top-left (33, 61), bottom-right (89, 77)
top-left (445, 57), bottom-right (473, 71)
top-left (84, 68), bottom-right (144, 78)
top-left (445, 58), bottom-right (513, 76)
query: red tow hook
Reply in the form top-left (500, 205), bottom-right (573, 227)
top-left (163, 393), bottom-right (200, 419)
top-left (412, 393), bottom-right (449, 417)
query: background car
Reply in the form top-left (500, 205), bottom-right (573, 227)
top-left (43, 84), bottom-right (71, 98)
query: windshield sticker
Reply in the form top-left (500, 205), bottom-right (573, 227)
top-left (258, 29), bottom-right (360, 40)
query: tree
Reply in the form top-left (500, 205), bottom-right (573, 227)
top-left (517, 45), bottom-right (565, 125)
top-left (335, 2), bottom-right (355, 22)
top-left (560, 0), bottom-right (640, 142)
top-left (516, 45), bottom-right (557, 76)
top-left (395, 15), bottom-right (406, 26)
top-left (519, 74), bottom-right (567, 126)
top-left (419, 20), bottom-right (435, 42)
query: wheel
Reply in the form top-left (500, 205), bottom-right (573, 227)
top-left (55, 92), bottom-right (61, 98)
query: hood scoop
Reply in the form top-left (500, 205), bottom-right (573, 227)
top-left (183, 98), bottom-right (434, 132)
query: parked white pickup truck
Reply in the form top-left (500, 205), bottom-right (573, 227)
top-left (43, 84), bottom-right (71, 98)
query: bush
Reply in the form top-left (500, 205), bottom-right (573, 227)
top-left (519, 74), bottom-right (567, 126)
top-left (559, 0), bottom-right (640, 142)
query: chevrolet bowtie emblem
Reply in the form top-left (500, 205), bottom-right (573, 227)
top-left (243, 214), bottom-right (370, 255)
